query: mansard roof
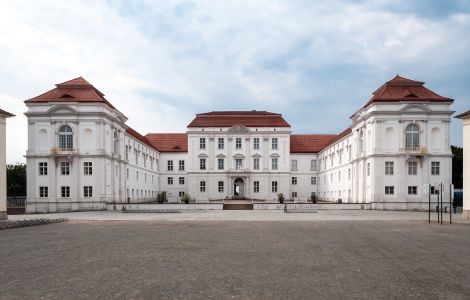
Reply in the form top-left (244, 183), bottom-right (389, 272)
top-left (126, 127), bottom-right (157, 150)
top-left (455, 109), bottom-right (470, 119)
top-left (0, 108), bottom-right (15, 117)
top-left (145, 133), bottom-right (188, 152)
top-left (24, 76), bottom-right (117, 109)
top-left (187, 111), bottom-right (291, 128)
top-left (362, 75), bottom-right (453, 109)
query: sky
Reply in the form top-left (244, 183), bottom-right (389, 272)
top-left (1, 0), bottom-right (469, 164)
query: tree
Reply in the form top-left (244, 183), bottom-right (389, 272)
top-left (451, 145), bottom-right (463, 189)
top-left (7, 163), bottom-right (26, 196)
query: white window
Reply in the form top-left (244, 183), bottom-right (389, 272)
top-left (235, 159), bottom-right (243, 170)
top-left (113, 131), bottom-right (119, 155)
top-left (84, 186), bottom-right (93, 198)
top-left (292, 192), bottom-right (297, 198)
top-left (218, 181), bottom-right (224, 192)
top-left (253, 158), bottom-right (260, 170)
top-left (310, 160), bottom-right (317, 171)
top-left (179, 160), bottom-right (185, 171)
top-left (179, 177), bottom-right (185, 185)
top-left (167, 160), bottom-right (174, 171)
top-left (408, 186), bottom-right (417, 195)
top-left (348, 168), bottom-right (351, 180)
top-left (39, 162), bottom-right (48, 175)
top-left (272, 158), bottom-right (278, 170)
top-left (39, 186), bottom-right (48, 198)
top-left (338, 171), bottom-right (341, 181)
top-left (61, 186), bottom-right (70, 198)
top-left (168, 177), bottom-right (173, 185)
top-left (136, 171), bottom-right (139, 181)
top-left (272, 138), bottom-right (278, 150)
top-left (254, 181), bottom-right (260, 193)
top-left (367, 163), bottom-right (370, 176)
top-left (179, 191), bottom-right (185, 197)
top-left (331, 174), bottom-right (333, 183)
top-left (408, 161), bottom-right (417, 175)
top-left (292, 177), bottom-right (297, 185)
top-left (311, 177), bottom-right (316, 185)
top-left (385, 186), bottom-right (394, 195)
top-left (218, 158), bottom-right (224, 170)
top-left (253, 138), bottom-right (260, 150)
top-left (200, 158), bottom-right (206, 170)
top-left (200, 181), bottom-right (206, 192)
top-left (61, 161), bottom-right (70, 175)
top-left (58, 125), bottom-right (73, 151)
top-left (235, 138), bottom-right (242, 149)
top-left (291, 160), bottom-right (298, 171)
top-left (272, 181), bottom-right (278, 193)
top-left (405, 124), bottom-right (420, 149)
top-left (84, 162), bottom-right (92, 175)
top-left (431, 161), bottom-right (440, 175)
top-left (200, 138), bottom-right (206, 149)
top-left (385, 162), bottom-right (394, 175)
top-left (218, 138), bottom-right (224, 149)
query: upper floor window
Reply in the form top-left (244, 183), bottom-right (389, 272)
top-left (235, 138), bottom-right (242, 149)
top-left (113, 131), bottom-right (119, 155)
top-left (167, 160), bottom-right (173, 171)
top-left (218, 158), bottom-right (224, 170)
top-left (253, 158), bottom-right (260, 170)
top-left (218, 138), bottom-right (224, 149)
top-left (61, 161), bottom-right (70, 175)
top-left (253, 138), bottom-right (260, 150)
top-left (310, 160), bottom-right (317, 171)
top-left (291, 160), bottom-right (298, 171)
top-left (179, 160), bottom-right (185, 171)
top-left (272, 158), bottom-right (278, 170)
top-left (408, 161), bottom-right (417, 175)
top-left (200, 138), bottom-right (206, 149)
top-left (84, 162), bottom-right (93, 175)
top-left (58, 125), bottom-right (73, 151)
top-left (272, 138), bottom-right (278, 150)
top-left (200, 158), bottom-right (206, 170)
top-left (39, 162), bottom-right (48, 175)
top-left (431, 161), bottom-right (440, 175)
top-left (235, 159), bottom-right (243, 170)
top-left (405, 124), bottom-right (420, 149)
top-left (385, 161), bottom-right (394, 175)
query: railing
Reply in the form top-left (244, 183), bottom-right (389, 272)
top-left (400, 147), bottom-right (427, 154)
top-left (7, 196), bottom-right (26, 208)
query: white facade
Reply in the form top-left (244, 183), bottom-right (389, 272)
top-left (457, 110), bottom-right (470, 219)
top-left (1, 109), bottom-right (14, 219)
top-left (24, 76), bottom-right (455, 212)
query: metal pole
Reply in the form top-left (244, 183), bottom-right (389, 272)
top-left (440, 183), bottom-right (443, 225)
top-left (449, 184), bottom-right (452, 225)
top-left (437, 188), bottom-right (440, 223)
top-left (428, 184), bottom-right (431, 224)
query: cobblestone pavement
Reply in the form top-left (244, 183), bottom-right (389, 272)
top-left (1, 218), bottom-right (470, 299)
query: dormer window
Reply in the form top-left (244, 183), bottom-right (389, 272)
top-left (58, 125), bottom-right (73, 151)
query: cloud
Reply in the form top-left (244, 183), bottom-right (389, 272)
top-left (0, 0), bottom-right (469, 163)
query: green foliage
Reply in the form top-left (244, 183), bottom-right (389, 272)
top-left (7, 163), bottom-right (26, 196)
top-left (451, 145), bottom-right (463, 188)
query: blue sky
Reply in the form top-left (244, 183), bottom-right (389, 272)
top-left (1, 0), bottom-right (469, 163)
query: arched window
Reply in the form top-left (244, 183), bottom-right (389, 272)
top-left (405, 124), bottom-right (420, 149)
top-left (58, 125), bottom-right (73, 151)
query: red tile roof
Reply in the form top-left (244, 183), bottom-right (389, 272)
top-left (145, 133), bottom-right (188, 152)
top-left (188, 111), bottom-right (290, 128)
top-left (0, 108), bottom-right (15, 117)
top-left (126, 127), bottom-right (157, 150)
top-left (359, 75), bottom-right (453, 112)
top-left (290, 128), bottom-right (352, 153)
top-left (456, 109), bottom-right (470, 119)
top-left (24, 76), bottom-right (117, 109)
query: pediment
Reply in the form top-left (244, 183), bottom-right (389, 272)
top-left (47, 105), bottom-right (77, 114)
top-left (216, 153), bottom-right (226, 158)
top-left (228, 124), bottom-right (249, 132)
top-left (400, 104), bottom-right (431, 113)
top-left (233, 153), bottom-right (245, 159)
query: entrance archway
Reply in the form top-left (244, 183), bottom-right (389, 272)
top-left (233, 178), bottom-right (245, 198)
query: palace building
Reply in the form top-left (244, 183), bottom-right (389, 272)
top-left (24, 76), bottom-right (454, 213)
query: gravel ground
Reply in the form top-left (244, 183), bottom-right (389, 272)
top-left (1, 219), bottom-right (470, 299)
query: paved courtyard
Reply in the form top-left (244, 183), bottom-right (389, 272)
top-left (1, 212), bottom-right (470, 299)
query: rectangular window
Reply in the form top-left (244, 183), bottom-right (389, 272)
top-left (60, 161), bottom-right (70, 175)
top-left (167, 160), bottom-right (174, 171)
top-left (272, 181), bottom-right (278, 193)
top-left (310, 160), bottom-right (317, 171)
top-left (338, 171), bottom-right (341, 181)
top-left (292, 192), bottom-right (297, 198)
top-left (272, 158), bottom-right (278, 170)
top-left (179, 160), bottom-right (185, 171)
top-left (39, 186), bottom-right (48, 198)
top-left (331, 173), bottom-right (333, 183)
top-left (179, 177), bottom-right (185, 185)
top-left (39, 162), bottom-right (48, 175)
top-left (235, 159), bottom-right (243, 170)
top-left (408, 186), bottom-right (417, 195)
top-left (179, 191), bottom-right (185, 197)
top-left (200, 158), bottom-right (206, 170)
top-left (311, 177), bottom-right (317, 185)
top-left (431, 162), bottom-right (440, 175)
top-left (61, 186), bottom-right (70, 198)
top-left (385, 186), bottom-right (394, 195)
top-left (218, 158), bottom-right (224, 170)
top-left (218, 181), bottom-right (224, 192)
top-left (200, 181), bottom-right (206, 192)
top-left (84, 186), bottom-right (93, 198)
top-left (272, 138), bottom-right (278, 150)
top-left (253, 158), bottom-right (260, 170)
top-left (291, 160), bottom-right (298, 171)
top-left (408, 161), bottom-right (417, 175)
top-left (168, 177), bottom-right (173, 185)
top-left (235, 138), bottom-right (242, 149)
top-left (385, 161), bottom-right (394, 175)
top-left (136, 171), bottom-right (139, 181)
top-left (431, 186), bottom-right (440, 195)
top-left (348, 168), bottom-right (351, 180)
top-left (292, 177), bottom-right (297, 185)
top-left (218, 138), bottom-right (224, 149)
top-left (253, 138), bottom-right (260, 150)
top-left (200, 138), bottom-right (206, 149)
top-left (367, 163), bottom-right (370, 176)
top-left (84, 162), bottom-right (92, 175)
top-left (254, 181), bottom-right (260, 193)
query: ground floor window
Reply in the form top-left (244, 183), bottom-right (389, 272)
top-left (272, 181), bottom-right (278, 193)
top-left (292, 177), bottom-right (297, 185)
top-left (408, 186), bottom-right (417, 195)
top-left (254, 181), bottom-right (259, 193)
top-left (179, 177), bottom-right (185, 185)
top-left (84, 186), bottom-right (93, 197)
top-left (311, 177), bottom-right (316, 185)
top-left (385, 186), bottom-right (394, 195)
top-left (61, 186), bottom-right (70, 198)
top-left (179, 191), bottom-right (185, 197)
top-left (39, 186), bottom-right (48, 198)
top-left (292, 192), bottom-right (297, 198)
top-left (200, 181), bottom-right (206, 192)
top-left (218, 181), bottom-right (224, 192)
top-left (168, 177), bottom-right (173, 185)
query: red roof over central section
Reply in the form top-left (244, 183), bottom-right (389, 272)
top-left (187, 111), bottom-right (291, 128)
top-left (290, 134), bottom-right (337, 153)
top-left (362, 75), bottom-right (453, 109)
top-left (24, 76), bottom-right (116, 109)
top-left (145, 133), bottom-right (188, 152)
